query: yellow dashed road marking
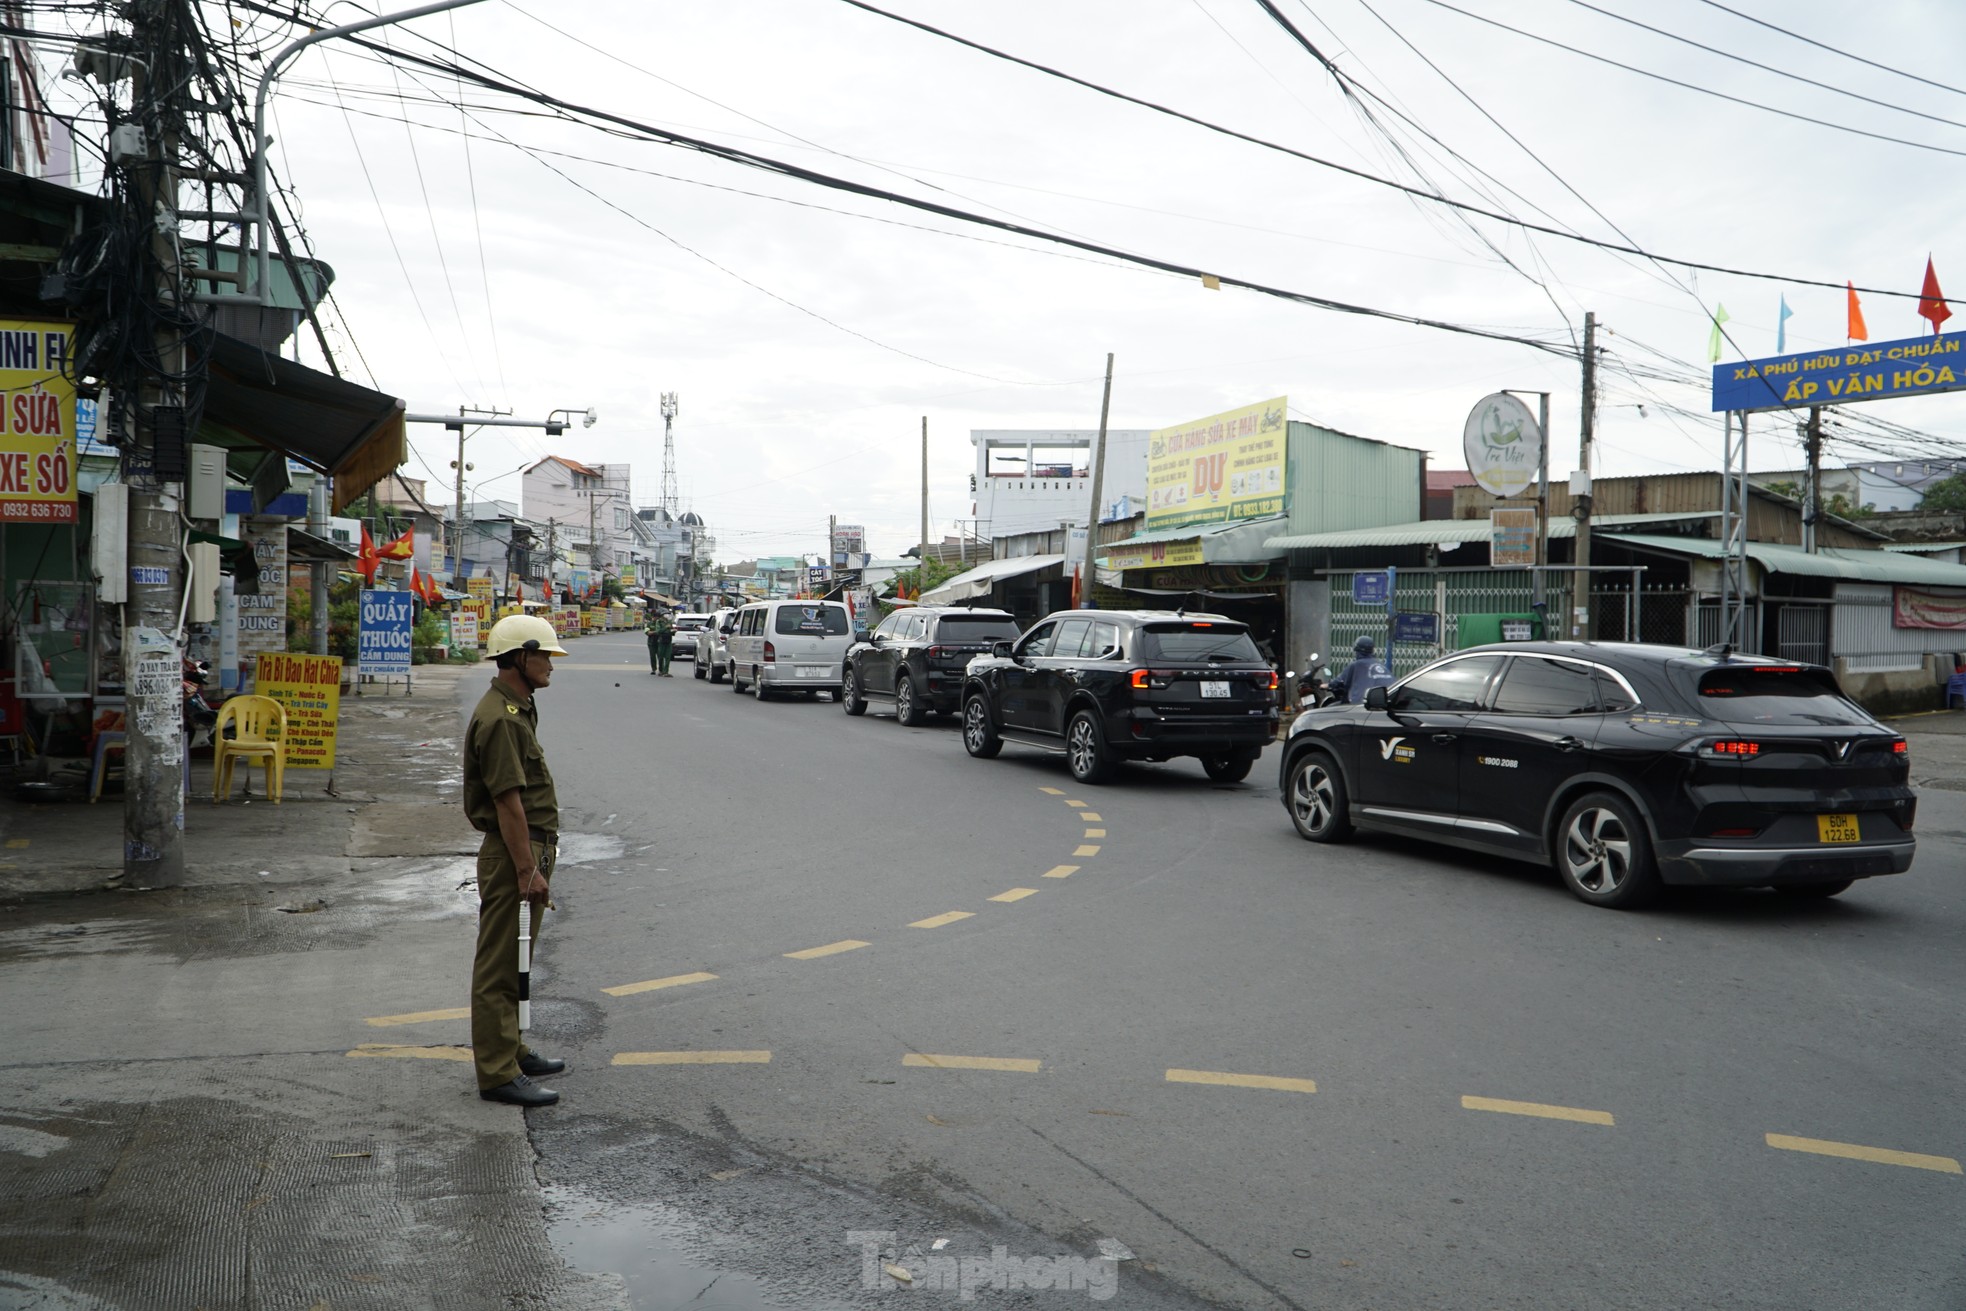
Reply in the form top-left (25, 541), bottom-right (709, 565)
top-left (364, 1007), bottom-right (470, 1028)
top-left (1462, 1095), bottom-right (1614, 1126)
top-left (347, 1043), bottom-right (471, 1062)
top-left (1065, 799), bottom-right (1088, 808)
top-left (1083, 828), bottom-right (1106, 838)
top-left (1766, 1133), bottom-right (1961, 1174)
top-left (989, 888), bottom-right (1038, 903)
top-left (903, 1054), bottom-right (1042, 1073)
top-left (910, 911), bottom-right (975, 929)
top-left (1042, 865), bottom-right (1079, 879)
top-left (784, 940), bottom-right (870, 960)
top-left (1166, 1068), bottom-right (1317, 1094)
top-left (4, 838), bottom-right (27, 849)
top-left (1078, 813), bottom-right (1102, 822)
top-left (614, 1050), bottom-right (772, 1066)
top-left (601, 970), bottom-right (718, 997)
top-left (1073, 844), bottom-right (1101, 857)
top-left (1039, 786), bottom-right (1065, 796)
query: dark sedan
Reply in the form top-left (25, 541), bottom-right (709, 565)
top-left (1277, 641), bottom-right (1916, 908)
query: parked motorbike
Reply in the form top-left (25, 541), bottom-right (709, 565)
top-left (1290, 654), bottom-right (1339, 711)
top-left (182, 657), bottom-right (220, 747)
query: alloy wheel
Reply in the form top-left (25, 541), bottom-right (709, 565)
top-left (1562, 806), bottom-right (1633, 894)
top-left (1292, 764), bottom-right (1336, 834)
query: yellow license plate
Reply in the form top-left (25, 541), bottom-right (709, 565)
top-left (1816, 814), bottom-right (1860, 844)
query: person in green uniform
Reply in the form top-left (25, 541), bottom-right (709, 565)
top-left (648, 606), bottom-right (676, 677)
top-left (464, 613), bottom-right (570, 1107)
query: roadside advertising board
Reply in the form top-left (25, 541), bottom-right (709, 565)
top-left (582, 607), bottom-right (604, 632)
top-left (357, 590), bottom-right (414, 675)
top-left (449, 609), bottom-right (480, 651)
top-left (1489, 503), bottom-right (1539, 567)
top-left (1103, 537), bottom-right (1205, 571)
top-left (1463, 393), bottom-right (1543, 499)
top-left (1145, 396), bottom-right (1287, 530)
top-left (1713, 330), bottom-right (1966, 412)
top-left (466, 575), bottom-right (493, 603)
top-left (0, 321), bottom-right (78, 523)
top-left (255, 653), bottom-right (342, 768)
top-left (832, 523), bottom-right (865, 566)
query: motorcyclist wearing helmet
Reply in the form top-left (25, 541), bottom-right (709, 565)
top-left (463, 613), bottom-right (570, 1107)
top-left (1326, 635), bottom-right (1395, 705)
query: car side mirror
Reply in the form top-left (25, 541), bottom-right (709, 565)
top-left (868, 632), bottom-right (882, 645)
top-left (1363, 686), bottom-right (1390, 712)
top-left (992, 641), bottom-right (1014, 658)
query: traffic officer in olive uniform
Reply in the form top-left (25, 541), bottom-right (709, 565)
top-left (464, 613), bottom-right (570, 1107)
top-left (647, 605), bottom-right (676, 677)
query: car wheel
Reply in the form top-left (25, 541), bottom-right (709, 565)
top-left (841, 668), bottom-right (867, 716)
top-left (754, 675), bottom-right (771, 702)
top-left (1773, 880), bottom-right (1854, 899)
top-left (730, 664), bottom-right (745, 694)
top-left (710, 661), bottom-right (726, 684)
top-left (1554, 792), bottom-right (1660, 909)
top-left (1201, 753), bottom-right (1255, 783)
top-left (1287, 751), bottom-right (1353, 842)
top-left (895, 674), bottom-right (926, 727)
top-left (1066, 710), bottom-right (1112, 784)
top-left (693, 660), bottom-right (707, 680)
top-left (962, 693), bottom-right (1002, 759)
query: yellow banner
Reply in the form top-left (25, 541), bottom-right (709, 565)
top-left (1146, 396), bottom-right (1287, 530)
top-left (0, 321), bottom-right (78, 523)
top-left (254, 653), bottom-right (342, 769)
top-left (1103, 537), bottom-right (1205, 570)
top-left (466, 576), bottom-right (493, 603)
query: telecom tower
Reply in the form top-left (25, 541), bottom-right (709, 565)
top-left (660, 392), bottom-right (680, 516)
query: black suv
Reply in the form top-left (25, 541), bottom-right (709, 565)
top-left (961, 610), bottom-right (1279, 784)
top-left (842, 607), bottom-right (1022, 725)
top-left (1278, 641), bottom-right (1917, 908)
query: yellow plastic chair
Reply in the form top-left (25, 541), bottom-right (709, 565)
top-left (212, 695), bottom-right (288, 804)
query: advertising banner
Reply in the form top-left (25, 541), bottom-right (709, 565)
top-left (832, 523), bottom-right (866, 566)
top-left (1146, 397), bottom-right (1288, 530)
top-left (449, 608), bottom-right (480, 650)
top-left (1103, 537), bottom-right (1205, 571)
top-left (357, 590), bottom-right (414, 675)
top-left (1893, 586), bottom-right (1966, 630)
top-left (0, 321), bottom-right (78, 523)
top-left (236, 517), bottom-right (289, 670)
top-left (1463, 394), bottom-right (1543, 499)
top-left (254, 653), bottom-right (342, 768)
top-left (1713, 330), bottom-right (1966, 413)
top-left (466, 576), bottom-right (493, 605)
top-left (581, 607), bottom-right (604, 632)
top-left (1489, 504), bottom-right (1539, 567)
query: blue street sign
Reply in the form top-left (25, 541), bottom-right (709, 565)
top-left (1393, 611), bottom-right (1439, 643)
top-left (358, 589), bottom-right (415, 676)
top-left (1352, 571), bottom-right (1390, 606)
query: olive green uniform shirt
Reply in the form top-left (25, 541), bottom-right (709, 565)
top-left (463, 678), bottom-right (558, 838)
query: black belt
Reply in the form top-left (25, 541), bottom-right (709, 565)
top-left (528, 827), bottom-right (558, 848)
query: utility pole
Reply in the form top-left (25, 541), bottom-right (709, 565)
top-left (827, 513), bottom-right (836, 598)
top-left (1082, 352), bottom-right (1115, 607)
top-left (920, 416), bottom-right (929, 585)
top-left (1803, 405), bottom-right (1824, 554)
top-left (547, 519), bottom-right (557, 597)
top-left (1570, 311), bottom-right (1598, 641)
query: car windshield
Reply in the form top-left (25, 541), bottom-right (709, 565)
top-left (1692, 666), bottom-right (1871, 726)
top-left (937, 616), bottom-right (1021, 641)
top-left (675, 618), bottom-right (710, 631)
top-left (1137, 624), bottom-right (1261, 662)
top-left (774, 605), bottom-right (850, 636)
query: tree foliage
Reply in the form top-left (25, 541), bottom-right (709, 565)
top-left (1922, 472), bottom-right (1966, 513)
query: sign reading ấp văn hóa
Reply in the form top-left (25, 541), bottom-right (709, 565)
top-left (1712, 331), bottom-right (1966, 413)
top-left (0, 321), bottom-right (78, 524)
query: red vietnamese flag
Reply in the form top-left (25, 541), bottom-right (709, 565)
top-left (409, 565), bottom-right (424, 600)
top-left (425, 570), bottom-right (443, 605)
top-left (515, 581), bottom-right (524, 603)
top-left (1846, 282), bottom-right (1869, 342)
top-left (377, 528), bottom-right (415, 561)
top-left (358, 523), bottom-right (380, 585)
top-left (1918, 256), bottom-right (1952, 333)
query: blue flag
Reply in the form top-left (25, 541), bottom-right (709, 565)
top-left (1777, 295), bottom-right (1794, 354)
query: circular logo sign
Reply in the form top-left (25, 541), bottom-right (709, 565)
top-left (1462, 393), bottom-right (1543, 498)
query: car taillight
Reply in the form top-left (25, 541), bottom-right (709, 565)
top-left (927, 645), bottom-right (946, 659)
top-left (1699, 739), bottom-right (1760, 758)
top-left (1706, 826), bottom-right (1762, 838)
top-left (1131, 669), bottom-right (1150, 690)
top-left (763, 641), bottom-right (776, 663)
top-left (1893, 739), bottom-right (1908, 756)
top-left (1259, 671), bottom-right (1279, 691)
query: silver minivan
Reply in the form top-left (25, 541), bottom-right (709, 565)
top-left (726, 600), bottom-right (853, 700)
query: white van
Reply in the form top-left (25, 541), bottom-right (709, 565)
top-left (725, 600), bottom-right (853, 700)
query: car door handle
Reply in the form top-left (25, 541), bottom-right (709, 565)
top-left (1431, 732), bottom-right (1458, 744)
top-left (1555, 736), bottom-right (1585, 752)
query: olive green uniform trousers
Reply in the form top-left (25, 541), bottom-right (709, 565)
top-left (471, 833), bottom-right (556, 1090)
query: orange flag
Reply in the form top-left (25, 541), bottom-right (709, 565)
top-left (409, 566), bottom-right (424, 601)
top-left (378, 528), bottom-right (415, 561)
top-left (1847, 281), bottom-right (1869, 342)
top-left (425, 570), bottom-right (443, 605)
top-left (358, 523), bottom-right (380, 585)
top-left (1918, 257), bottom-right (1952, 334)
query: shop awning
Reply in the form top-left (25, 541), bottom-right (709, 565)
top-left (918, 553), bottom-right (1064, 604)
top-left (286, 527), bottom-right (357, 562)
top-left (1606, 534), bottom-right (1966, 585)
top-left (1264, 511), bottom-right (1718, 551)
top-left (1101, 515), bottom-right (1285, 567)
top-left (199, 334), bottom-right (407, 516)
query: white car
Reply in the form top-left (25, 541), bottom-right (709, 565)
top-left (671, 612), bottom-right (714, 660)
top-left (695, 608), bottom-right (741, 682)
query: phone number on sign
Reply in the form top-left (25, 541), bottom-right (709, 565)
top-left (1, 500), bottom-right (77, 522)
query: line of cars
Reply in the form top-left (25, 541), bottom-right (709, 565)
top-left (668, 600), bottom-right (1920, 908)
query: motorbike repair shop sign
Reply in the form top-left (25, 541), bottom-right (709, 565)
top-left (255, 653), bottom-right (343, 768)
top-left (1146, 397), bottom-right (1287, 530)
top-left (0, 321), bottom-right (78, 523)
top-left (357, 589), bottom-right (414, 676)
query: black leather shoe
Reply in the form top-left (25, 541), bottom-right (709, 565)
top-left (479, 1074), bottom-right (559, 1107)
top-left (519, 1052), bottom-right (566, 1077)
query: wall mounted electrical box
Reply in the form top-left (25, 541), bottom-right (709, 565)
top-left (187, 543), bottom-right (221, 623)
top-left (188, 443), bottom-right (226, 520)
top-left (93, 482), bottom-right (129, 604)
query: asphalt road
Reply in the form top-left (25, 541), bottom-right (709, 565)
top-left (523, 634), bottom-right (1966, 1310)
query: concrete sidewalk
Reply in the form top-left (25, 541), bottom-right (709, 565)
top-left (0, 661), bottom-right (626, 1309)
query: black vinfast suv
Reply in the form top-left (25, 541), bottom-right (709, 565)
top-left (842, 606), bottom-right (1022, 725)
top-left (1278, 641), bottom-right (1916, 908)
top-left (961, 610), bottom-right (1280, 784)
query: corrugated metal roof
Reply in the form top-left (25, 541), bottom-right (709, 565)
top-left (1612, 533), bottom-right (1966, 584)
top-left (918, 553), bottom-right (1064, 604)
top-left (1100, 515), bottom-right (1285, 560)
top-left (1882, 541), bottom-right (1966, 553)
top-left (1265, 511), bottom-right (1717, 550)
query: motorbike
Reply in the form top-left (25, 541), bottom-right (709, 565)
top-left (182, 657), bottom-right (221, 747)
top-left (1289, 654), bottom-right (1339, 712)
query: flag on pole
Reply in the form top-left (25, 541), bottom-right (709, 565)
top-left (1847, 282), bottom-right (1869, 342)
top-left (409, 565), bottom-right (424, 600)
top-left (1918, 257), bottom-right (1951, 334)
top-left (358, 523), bottom-right (380, 585)
top-left (378, 528), bottom-right (415, 561)
top-left (1777, 295), bottom-right (1793, 354)
top-left (1706, 303), bottom-right (1730, 364)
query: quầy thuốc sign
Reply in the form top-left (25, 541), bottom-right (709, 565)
top-left (357, 589), bottom-right (415, 675)
top-left (1712, 330), bottom-right (1966, 412)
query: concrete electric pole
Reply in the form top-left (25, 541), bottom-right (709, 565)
top-left (1570, 311), bottom-right (1599, 641)
top-left (1081, 353), bottom-right (1115, 607)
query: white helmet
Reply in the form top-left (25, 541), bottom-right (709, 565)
top-left (486, 613), bottom-right (568, 658)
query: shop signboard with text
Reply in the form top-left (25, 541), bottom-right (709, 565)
top-left (1103, 537), bottom-right (1206, 571)
top-left (0, 321), bottom-right (78, 523)
top-left (357, 590), bottom-right (414, 676)
top-left (1146, 397), bottom-right (1287, 530)
top-left (255, 654), bottom-right (342, 768)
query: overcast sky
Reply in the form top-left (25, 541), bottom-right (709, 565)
top-left (50, 0), bottom-right (1966, 560)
